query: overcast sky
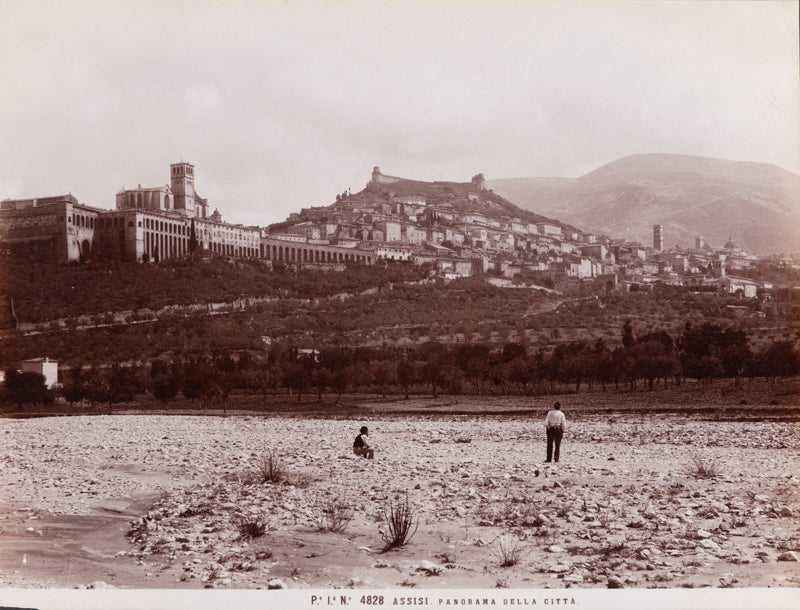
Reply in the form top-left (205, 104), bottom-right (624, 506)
top-left (1, 1), bottom-right (797, 227)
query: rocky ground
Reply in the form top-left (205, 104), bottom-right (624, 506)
top-left (1, 407), bottom-right (799, 590)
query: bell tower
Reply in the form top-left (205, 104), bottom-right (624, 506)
top-left (170, 162), bottom-right (196, 216)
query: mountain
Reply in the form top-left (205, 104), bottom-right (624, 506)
top-left (488, 154), bottom-right (800, 256)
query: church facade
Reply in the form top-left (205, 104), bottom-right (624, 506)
top-left (116, 162), bottom-right (210, 219)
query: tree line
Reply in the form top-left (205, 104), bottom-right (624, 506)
top-left (2, 320), bottom-right (797, 411)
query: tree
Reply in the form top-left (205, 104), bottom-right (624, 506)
top-left (500, 342), bottom-right (526, 363)
top-left (442, 366), bottom-right (465, 403)
top-left (189, 220), bottom-right (198, 254)
top-left (755, 340), bottom-right (800, 380)
top-left (422, 361), bottom-right (444, 398)
top-left (84, 365), bottom-right (110, 407)
top-left (257, 362), bottom-right (281, 401)
top-left (506, 356), bottom-right (535, 394)
top-left (283, 362), bottom-right (310, 401)
top-left (330, 369), bottom-right (349, 403)
top-left (152, 374), bottom-right (179, 407)
top-left (108, 364), bottom-right (138, 407)
top-left (695, 355), bottom-right (724, 387)
top-left (621, 319), bottom-right (635, 348)
top-left (150, 359), bottom-right (180, 408)
top-left (371, 361), bottom-right (394, 397)
top-left (596, 351), bottom-right (614, 391)
top-left (635, 341), bottom-right (671, 390)
top-left (182, 357), bottom-right (216, 404)
top-left (312, 368), bottom-right (330, 402)
top-left (454, 344), bottom-right (491, 394)
top-left (3, 368), bottom-right (53, 409)
top-left (716, 328), bottom-right (752, 383)
top-left (62, 365), bottom-right (87, 407)
top-left (397, 359), bottom-right (416, 399)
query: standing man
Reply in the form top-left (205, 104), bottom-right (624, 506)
top-left (544, 402), bottom-right (566, 463)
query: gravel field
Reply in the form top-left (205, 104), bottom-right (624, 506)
top-left (1, 411), bottom-right (799, 590)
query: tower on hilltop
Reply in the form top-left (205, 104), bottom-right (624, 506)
top-left (170, 162), bottom-right (196, 216)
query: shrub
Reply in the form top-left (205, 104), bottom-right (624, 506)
top-left (687, 451), bottom-right (719, 479)
top-left (320, 496), bottom-right (353, 534)
top-left (149, 536), bottom-right (171, 555)
top-left (381, 495), bottom-right (419, 550)
top-left (493, 533), bottom-right (526, 567)
top-left (256, 450), bottom-right (285, 484)
top-left (597, 541), bottom-right (627, 557)
top-left (234, 514), bottom-right (267, 539)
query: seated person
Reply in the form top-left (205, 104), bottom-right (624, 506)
top-left (353, 426), bottom-right (375, 459)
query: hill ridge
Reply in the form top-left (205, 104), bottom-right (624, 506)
top-left (488, 153), bottom-right (800, 255)
top-left (324, 167), bottom-right (575, 230)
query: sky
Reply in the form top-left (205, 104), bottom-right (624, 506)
top-left (1, 0), bottom-right (798, 227)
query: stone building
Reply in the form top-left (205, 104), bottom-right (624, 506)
top-left (116, 162), bottom-right (209, 219)
top-left (1, 163), bottom-right (259, 264)
top-left (260, 235), bottom-right (375, 266)
top-left (0, 194), bottom-right (103, 263)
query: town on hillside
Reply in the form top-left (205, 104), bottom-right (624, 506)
top-left (0, 163), bottom-right (787, 300)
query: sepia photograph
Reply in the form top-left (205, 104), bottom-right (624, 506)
top-left (0, 1), bottom-right (798, 609)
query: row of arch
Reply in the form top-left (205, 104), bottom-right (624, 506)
top-left (142, 231), bottom-right (260, 261)
top-left (144, 217), bottom-right (186, 235)
top-left (71, 212), bottom-right (95, 229)
top-left (207, 242), bottom-right (259, 258)
top-left (144, 231), bottom-right (189, 261)
top-left (261, 242), bottom-right (373, 265)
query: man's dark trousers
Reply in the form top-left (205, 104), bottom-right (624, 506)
top-left (546, 427), bottom-right (563, 462)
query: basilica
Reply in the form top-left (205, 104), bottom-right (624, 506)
top-left (0, 162), bottom-right (260, 263)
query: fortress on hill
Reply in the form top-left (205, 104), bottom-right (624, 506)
top-left (371, 166), bottom-right (486, 191)
top-left (370, 166), bottom-right (405, 185)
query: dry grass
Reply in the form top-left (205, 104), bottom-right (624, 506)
top-left (319, 496), bottom-right (354, 534)
top-left (256, 450), bottom-right (286, 484)
top-left (493, 533), bottom-right (527, 567)
top-left (687, 450), bottom-right (719, 479)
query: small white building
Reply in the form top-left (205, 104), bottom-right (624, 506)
top-left (376, 244), bottom-right (413, 261)
top-left (720, 276), bottom-right (759, 298)
top-left (21, 357), bottom-right (58, 388)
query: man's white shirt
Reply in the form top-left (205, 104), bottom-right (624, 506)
top-left (544, 410), bottom-right (566, 429)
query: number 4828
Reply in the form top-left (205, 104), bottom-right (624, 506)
top-left (360, 595), bottom-right (384, 605)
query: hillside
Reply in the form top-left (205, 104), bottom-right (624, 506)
top-left (488, 154), bottom-right (800, 255)
top-left (345, 173), bottom-right (571, 228)
top-left (0, 258), bottom-right (428, 326)
top-left (2, 258), bottom-right (797, 370)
